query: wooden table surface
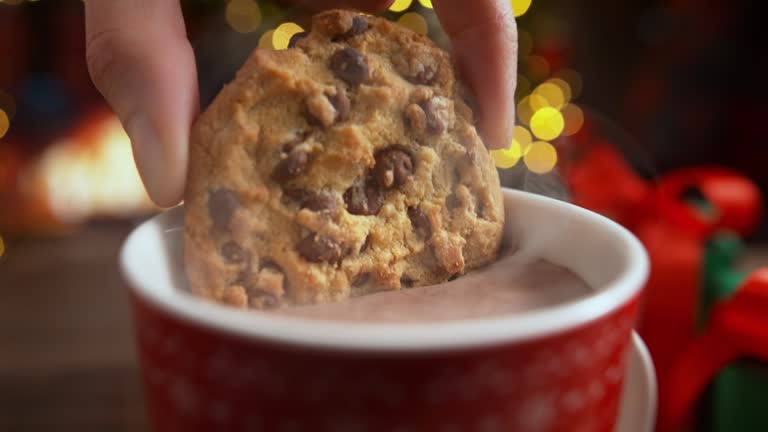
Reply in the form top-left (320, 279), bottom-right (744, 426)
top-left (0, 221), bottom-right (149, 432)
top-left (0, 221), bottom-right (766, 431)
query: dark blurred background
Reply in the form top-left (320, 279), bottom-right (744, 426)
top-left (0, 0), bottom-right (766, 431)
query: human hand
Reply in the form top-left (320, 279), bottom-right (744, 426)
top-left (85, 0), bottom-right (517, 207)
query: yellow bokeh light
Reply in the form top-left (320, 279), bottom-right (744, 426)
top-left (554, 69), bottom-right (583, 99)
top-left (528, 93), bottom-right (553, 111)
top-left (518, 30), bottom-right (533, 58)
top-left (530, 107), bottom-right (565, 140)
top-left (517, 96), bottom-right (535, 126)
top-left (513, 125), bottom-right (533, 151)
top-left (0, 109), bottom-right (9, 139)
top-left (389, 0), bottom-right (413, 12)
top-left (0, 235), bottom-right (4, 258)
top-left (533, 82), bottom-right (566, 109)
top-left (524, 141), bottom-right (558, 174)
top-left (527, 55), bottom-right (550, 82)
top-left (548, 78), bottom-right (572, 104)
top-left (273, 22), bottom-right (305, 50)
top-left (561, 103), bottom-right (585, 136)
top-left (417, 0), bottom-right (433, 8)
top-left (259, 30), bottom-right (275, 50)
top-left (491, 140), bottom-right (522, 169)
top-left (397, 12), bottom-right (428, 35)
top-left (511, 0), bottom-right (533, 17)
top-left (226, 0), bottom-right (262, 34)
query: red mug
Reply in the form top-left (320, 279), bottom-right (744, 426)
top-left (120, 188), bottom-right (651, 431)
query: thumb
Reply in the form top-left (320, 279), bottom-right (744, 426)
top-left (85, 0), bottom-right (198, 207)
top-left (433, 0), bottom-right (517, 150)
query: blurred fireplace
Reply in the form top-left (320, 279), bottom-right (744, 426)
top-left (0, 108), bottom-right (156, 236)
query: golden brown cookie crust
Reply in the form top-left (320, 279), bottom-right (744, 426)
top-left (184, 9), bottom-right (504, 309)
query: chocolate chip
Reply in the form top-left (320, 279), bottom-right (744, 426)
top-left (221, 241), bottom-right (247, 263)
top-left (421, 99), bottom-right (447, 134)
top-left (400, 275), bottom-right (415, 288)
top-left (261, 293), bottom-right (279, 308)
top-left (330, 47), bottom-right (369, 85)
top-left (283, 187), bottom-right (311, 203)
top-left (297, 233), bottom-right (345, 264)
top-left (302, 191), bottom-right (340, 218)
top-left (250, 290), bottom-right (279, 309)
top-left (329, 87), bottom-right (350, 122)
top-left (332, 15), bottom-right (369, 41)
top-left (282, 131), bottom-right (308, 153)
top-left (411, 66), bottom-right (437, 85)
top-left (305, 88), bottom-right (349, 127)
top-left (344, 181), bottom-right (383, 215)
top-left (448, 274), bottom-right (460, 282)
top-left (408, 206), bottom-right (431, 237)
top-left (259, 258), bottom-right (283, 273)
top-left (351, 272), bottom-right (371, 287)
top-left (477, 201), bottom-right (490, 220)
top-left (373, 148), bottom-right (413, 189)
top-left (209, 189), bottom-right (240, 231)
top-left (360, 234), bottom-right (372, 253)
top-left (446, 193), bottom-right (461, 210)
top-left (288, 31), bottom-right (308, 48)
top-left (271, 149), bottom-right (309, 183)
top-left (466, 149), bottom-right (478, 163)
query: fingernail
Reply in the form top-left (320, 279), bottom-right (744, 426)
top-left (481, 115), bottom-right (514, 150)
top-left (123, 112), bottom-right (178, 207)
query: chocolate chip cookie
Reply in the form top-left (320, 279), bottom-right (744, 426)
top-left (184, 9), bottom-right (504, 309)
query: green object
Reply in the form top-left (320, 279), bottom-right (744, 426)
top-left (700, 233), bottom-right (744, 327)
top-left (699, 234), bottom-right (768, 432)
top-left (710, 360), bottom-right (768, 432)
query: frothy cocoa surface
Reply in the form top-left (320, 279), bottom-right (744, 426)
top-left (272, 251), bottom-right (591, 322)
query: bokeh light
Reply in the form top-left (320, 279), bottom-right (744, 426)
top-left (527, 55), bottom-right (550, 82)
top-left (517, 96), bottom-right (536, 125)
top-left (0, 235), bottom-right (4, 258)
top-left (561, 103), bottom-right (585, 136)
top-left (548, 78), bottom-right (572, 103)
top-left (554, 68), bottom-right (583, 99)
top-left (528, 92), bottom-right (553, 111)
top-left (533, 81), bottom-right (567, 109)
top-left (226, 0), bottom-right (262, 34)
top-left (530, 107), bottom-right (564, 140)
top-left (0, 109), bottom-right (9, 139)
top-left (259, 30), bottom-right (275, 49)
top-left (417, 0), bottom-right (433, 8)
top-left (513, 125), bottom-right (533, 151)
top-left (518, 30), bottom-right (533, 58)
top-left (524, 141), bottom-right (558, 174)
top-left (491, 140), bottom-right (522, 169)
top-left (273, 22), bottom-right (304, 49)
top-left (397, 12), bottom-right (428, 35)
top-left (389, 0), bottom-right (413, 12)
top-left (511, 0), bottom-right (533, 17)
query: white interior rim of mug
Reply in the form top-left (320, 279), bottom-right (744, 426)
top-left (120, 188), bottom-right (649, 352)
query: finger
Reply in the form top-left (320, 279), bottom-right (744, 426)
top-left (85, 0), bottom-right (198, 207)
top-left (433, 0), bottom-right (517, 149)
top-left (291, 0), bottom-right (394, 13)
